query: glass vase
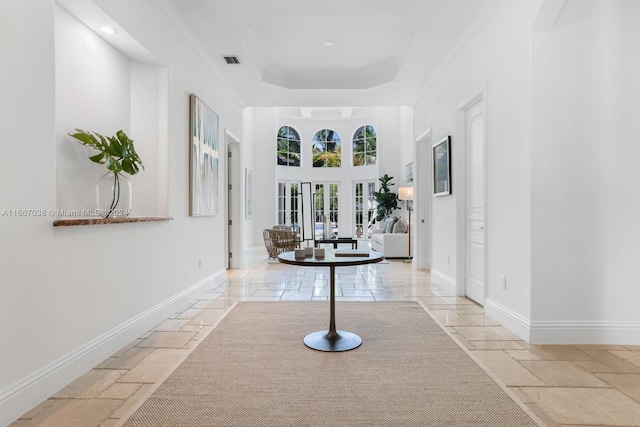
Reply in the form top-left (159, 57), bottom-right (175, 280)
top-left (95, 172), bottom-right (132, 218)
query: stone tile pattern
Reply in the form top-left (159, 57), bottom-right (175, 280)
top-left (11, 247), bottom-right (640, 427)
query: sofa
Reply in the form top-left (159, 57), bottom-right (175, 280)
top-left (370, 216), bottom-right (409, 258)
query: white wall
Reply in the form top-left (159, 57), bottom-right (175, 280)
top-left (413, 0), bottom-right (541, 336)
top-left (130, 63), bottom-right (169, 216)
top-left (378, 106), bottom-right (411, 195)
top-left (0, 2), bottom-right (57, 421)
top-left (55, 5), bottom-right (132, 214)
top-left (0, 0), bottom-right (242, 424)
top-left (531, 0), bottom-right (640, 343)
top-left (245, 107), bottom-right (277, 247)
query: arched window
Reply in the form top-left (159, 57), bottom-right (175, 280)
top-left (312, 129), bottom-right (341, 168)
top-left (277, 126), bottom-right (301, 166)
top-left (352, 125), bottom-right (377, 166)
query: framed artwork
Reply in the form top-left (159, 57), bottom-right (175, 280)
top-left (189, 94), bottom-right (219, 216)
top-left (433, 136), bottom-right (451, 197)
top-left (245, 168), bottom-right (253, 219)
top-left (405, 162), bottom-right (414, 209)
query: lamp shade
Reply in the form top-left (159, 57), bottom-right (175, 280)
top-left (398, 186), bottom-right (414, 201)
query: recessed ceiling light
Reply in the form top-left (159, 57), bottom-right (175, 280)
top-left (323, 40), bottom-right (334, 47)
top-left (101, 26), bottom-right (118, 35)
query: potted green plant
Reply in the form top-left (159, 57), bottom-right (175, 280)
top-left (373, 174), bottom-right (399, 221)
top-left (69, 129), bottom-right (144, 218)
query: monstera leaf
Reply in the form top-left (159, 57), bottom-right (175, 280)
top-left (69, 129), bottom-right (144, 176)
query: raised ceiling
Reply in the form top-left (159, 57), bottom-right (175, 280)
top-left (241, 15), bottom-right (415, 90)
top-left (159, 0), bottom-right (502, 107)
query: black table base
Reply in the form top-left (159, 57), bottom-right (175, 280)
top-left (303, 330), bottom-right (362, 352)
top-left (277, 250), bottom-right (383, 352)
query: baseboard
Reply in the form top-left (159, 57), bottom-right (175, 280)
top-left (483, 299), bottom-right (532, 342)
top-left (483, 298), bottom-right (640, 344)
top-left (529, 320), bottom-right (640, 345)
top-left (0, 270), bottom-right (225, 426)
top-left (430, 269), bottom-right (456, 294)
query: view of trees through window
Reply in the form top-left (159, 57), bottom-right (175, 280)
top-left (312, 129), bottom-right (341, 167)
top-left (277, 126), bottom-right (301, 166)
top-left (353, 125), bottom-right (377, 166)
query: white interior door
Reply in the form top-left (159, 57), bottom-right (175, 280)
top-left (227, 145), bottom-right (233, 269)
top-left (465, 99), bottom-right (485, 304)
top-left (416, 130), bottom-right (432, 270)
top-left (225, 134), bottom-right (240, 269)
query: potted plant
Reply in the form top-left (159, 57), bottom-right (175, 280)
top-left (373, 174), bottom-right (399, 221)
top-left (69, 129), bottom-right (144, 218)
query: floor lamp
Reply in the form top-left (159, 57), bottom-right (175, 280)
top-left (398, 187), bottom-right (414, 261)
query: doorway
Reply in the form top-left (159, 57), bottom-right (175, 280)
top-left (415, 129), bottom-right (432, 270)
top-left (314, 182), bottom-right (340, 239)
top-left (277, 181), bottom-right (301, 230)
top-left (456, 91), bottom-right (486, 304)
top-left (226, 131), bottom-right (240, 269)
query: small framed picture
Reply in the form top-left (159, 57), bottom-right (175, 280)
top-left (433, 136), bottom-right (451, 197)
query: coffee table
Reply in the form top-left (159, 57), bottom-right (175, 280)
top-left (314, 237), bottom-right (358, 249)
top-left (278, 249), bottom-right (384, 352)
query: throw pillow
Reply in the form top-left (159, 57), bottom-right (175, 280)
top-left (394, 219), bottom-right (408, 233)
top-left (385, 217), bottom-right (399, 233)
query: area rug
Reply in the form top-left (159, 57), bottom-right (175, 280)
top-left (123, 302), bottom-right (540, 426)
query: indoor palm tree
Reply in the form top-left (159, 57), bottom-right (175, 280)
top-left (373, 174), bottom-right (399, 221)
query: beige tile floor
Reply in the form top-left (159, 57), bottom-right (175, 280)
top-left (11, 246), bottom-right (640, 427)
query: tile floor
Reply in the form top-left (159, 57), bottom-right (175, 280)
top-left (11, 246), bottom-right (640, 427)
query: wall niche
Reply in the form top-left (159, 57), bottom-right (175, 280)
top-left (55, 2), bottom-right (168, 220)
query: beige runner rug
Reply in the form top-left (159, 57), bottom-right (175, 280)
top-left (123, 301), bottom-right (540, 426)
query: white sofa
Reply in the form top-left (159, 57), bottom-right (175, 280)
top-left (370, 217), bottom-right (409, 258)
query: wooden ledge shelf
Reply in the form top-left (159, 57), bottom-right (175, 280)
top-left (53, 216), bottom-right (173, 227)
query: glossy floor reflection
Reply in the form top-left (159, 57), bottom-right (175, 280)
top-left (12, 247), bottom-right (640, 427)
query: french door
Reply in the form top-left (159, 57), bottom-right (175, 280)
top-left (314, 182), bottom-right (339, 239)
top-left (277, 181), bottom-right (300, 230)
top-left (354, 181), bottom-right (376, 238)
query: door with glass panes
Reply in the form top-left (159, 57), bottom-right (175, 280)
top-left (354, 181), bottom-right (376, 239)
top-left (277, 181), bottom-right (301, 232)
top-left (314, 183), bottom-right (339, 239)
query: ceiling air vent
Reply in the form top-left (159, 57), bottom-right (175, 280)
top-left (223, 56), bottom-right (240, 65)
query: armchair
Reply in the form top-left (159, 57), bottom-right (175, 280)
top-left (263, 226), bottom-right (298, 259)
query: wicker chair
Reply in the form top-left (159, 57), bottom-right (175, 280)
top-left (263, 227), bottom-right (298, 259)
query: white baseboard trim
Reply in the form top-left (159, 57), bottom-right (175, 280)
top-left (430, 269), bottom-right (456, 294)
top-left (484, 298), bottom-right (640, 344)
top-left (484, 299), bottom-right (532, 342)
top-left (0, 270), bottom-right (225, 426)
top-left (529, 320), bottom-right (640, 345)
